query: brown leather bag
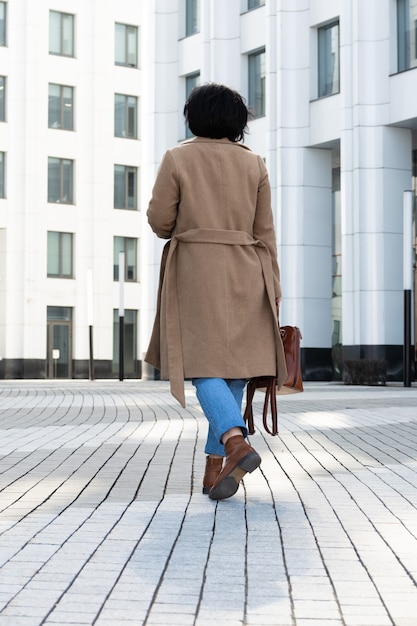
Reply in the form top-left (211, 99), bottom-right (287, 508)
top-left (243, 326), bottom-right (303, 436)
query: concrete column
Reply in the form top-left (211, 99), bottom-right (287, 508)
top-left (340, 0), bottom-right (412, 360)
top-left (140, 0), bottom-right (179, 375)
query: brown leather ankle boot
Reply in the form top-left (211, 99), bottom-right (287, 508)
top-left (202, 455), bottom-right (224, 494)
top-left (208, 435), bottom-right (261, 501)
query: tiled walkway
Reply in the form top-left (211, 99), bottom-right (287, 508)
top-left (0, 380), bottom-right (417, 626)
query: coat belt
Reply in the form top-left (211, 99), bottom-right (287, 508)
top-left (162, 228), bottom-right (282, 407)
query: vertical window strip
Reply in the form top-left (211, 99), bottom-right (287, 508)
top-left (185, 73), bottom-right (200, 137)
top-left (318, 22), bottom-right (340, 98)
top-left (397, 0), bottom-right (417, 71)
top-left (186, 0), bottom-right (200, 36)
top-left (248, 49), bottom-right (265, 117)
top-left (0, 2), bottom-right (6, 46)
top-left (0, 151), bottom-right (5, 198)
top-left (0, 76), bottom-right (5, 121)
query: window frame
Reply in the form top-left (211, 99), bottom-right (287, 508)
top-left (48, 157), bottom-right (74, 204)
top-left (113, 236), bottom-right (138, 282)
top-left (47, 231), bottom-right (74, 278)
top-left (0, 151), bottom-right (5, 198)
top-left (115, 23), bottom-right (138, 68)
top-left (185, 72), bottom-right (200, 138)
top-left (247, 0), bottom-right (265, 10)
top-left (397, 0), bottom-right (417, 72)
top-left (114, 94), bottom-right (138, 139)
top-left (186, 0), bottom-right (200, 37)
top-left (0, 2), bottom-right (6, 46)
top-left (317, 20), bottom-right (340, 98)
top-left (114, 164), bottom-right (138, 210)
top-left (48, 83), bottom-right (74, 130)
top-left (248, 48), bottom-right (266, 118)
top-left (0, 76), bottom-right (5, 122)
top-left (49, 10), bottom-right (75, 57)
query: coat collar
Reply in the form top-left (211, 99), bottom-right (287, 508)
top-left (182, 136), bottom-right (252, 151)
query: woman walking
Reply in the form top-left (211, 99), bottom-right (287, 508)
top-left (145, 83), bottom-right (286, 500)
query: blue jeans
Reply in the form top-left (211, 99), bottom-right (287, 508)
top-left (192, 378), bottom-right (248, 457)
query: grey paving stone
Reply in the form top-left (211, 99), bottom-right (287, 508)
top-left (1, 380), bottom-right (417, 625)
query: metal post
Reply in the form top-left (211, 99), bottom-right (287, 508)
top-left (87, 269), bottom-right (94, 381)
top-left (403, 191), bottom-right (413, 387)
top-left (119, 252), bottom-right (125, 382)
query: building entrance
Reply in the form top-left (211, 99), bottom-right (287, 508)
top-left (46, 307), bottom-right (73, 378)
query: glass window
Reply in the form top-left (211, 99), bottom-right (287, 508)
top-left (318, 21), bottom-right (340, 98)
top-left (248, 0), bottom-right (265, 9)
top-left (114, 94), bottom-right (137, 138)
top-left (0, 151), bottom-right (5, 198)
top-left (0, 2), bottom-right (6, 46)
top-left (398, 0), bottom-right (417, 71)
top-left (115, 23), bottom-right (138, 67)
top-left (0, 77), bottom-right (5, 121)
top-left (47, 306), bottom-right (72, 321)
top-left (112, 309), bottom-right (138, 375)
top-left (186, 0), bottom-right (200, 36)
top-left (47, 231), bottom-right (73, 278)
top-left (49, 10), bottom-right (74, 57)
top-left (48, 157), bottom-right (74, 204)
top-left (48, 84), bottom-right (74, 130)
top-left (114, 165), bottom-right (137, 209)
top-left (113, 236), bottom-right (137, 282)
top-left (248, 49), bottom-right (265, 118)
top-left (185, 73), bottom-right (200, 137)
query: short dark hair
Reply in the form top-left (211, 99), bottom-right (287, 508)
top-left (183, 83), bottom-right (249, 143)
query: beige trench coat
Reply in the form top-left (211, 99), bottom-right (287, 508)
top-left (145, 137), bottom-right (287, 407)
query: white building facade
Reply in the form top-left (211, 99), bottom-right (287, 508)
top-left (0, 0), bottom-right (416, 382)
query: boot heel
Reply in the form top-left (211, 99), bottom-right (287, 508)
top-left (208, 435), bottom-right (262, 501)
top-left (239, 451), bottom-right (261, 473)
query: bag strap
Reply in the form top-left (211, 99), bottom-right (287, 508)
top-left (263, 378), bottom-right (278, 435)
top-left (243, 379), bottom-right (257, 435)
top-left (243, 377), bottom-right (279, 436)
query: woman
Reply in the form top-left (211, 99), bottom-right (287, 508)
top-left (145, 83), bottom-right (286, 500)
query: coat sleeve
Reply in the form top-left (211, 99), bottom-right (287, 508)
top-left (147, 150), bottom-right (180, 239)
top-left (253, 156), bottom-right (282, 299)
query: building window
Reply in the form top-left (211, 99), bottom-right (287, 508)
top-left (114, 165), bottom-right (137, 209)
top-left (0, 2), bottom-right (6, 46)
top-left (248, 49), bottom-right (265, 118)
top-left (113, 237), bottom-right (137, 281)
top-left (186, 0), bottom-right (200, 36)
top-left (185, 73), bottom-right (200, 137)
top-left (49, 10), bottom-right (74, 57)
top-left (112, 309), bottom-right (138, 375)
top-left (248, 0), bottom-right (265, 9)
top-left (398, 0), bottom-right (417, 71)
top-left (0, 77), bottom-right (5, 121)
top-left (0, 152), bottom-right (5, 198)
top-left (48, 84), bottom-right (74, 130)
top-left (115, 94), bottom-right (137, 138)
top-left (115, 23), bottom-right (138, 67)
top-left (48, 158), bottom-right (74, 204)
top-left (47, 231), bottom-right (73, 278)
top-left (318, 21), bottom-right (340, 98)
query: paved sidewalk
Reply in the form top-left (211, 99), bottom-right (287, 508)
top-left (0, 380), bottom-right (417, 626)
